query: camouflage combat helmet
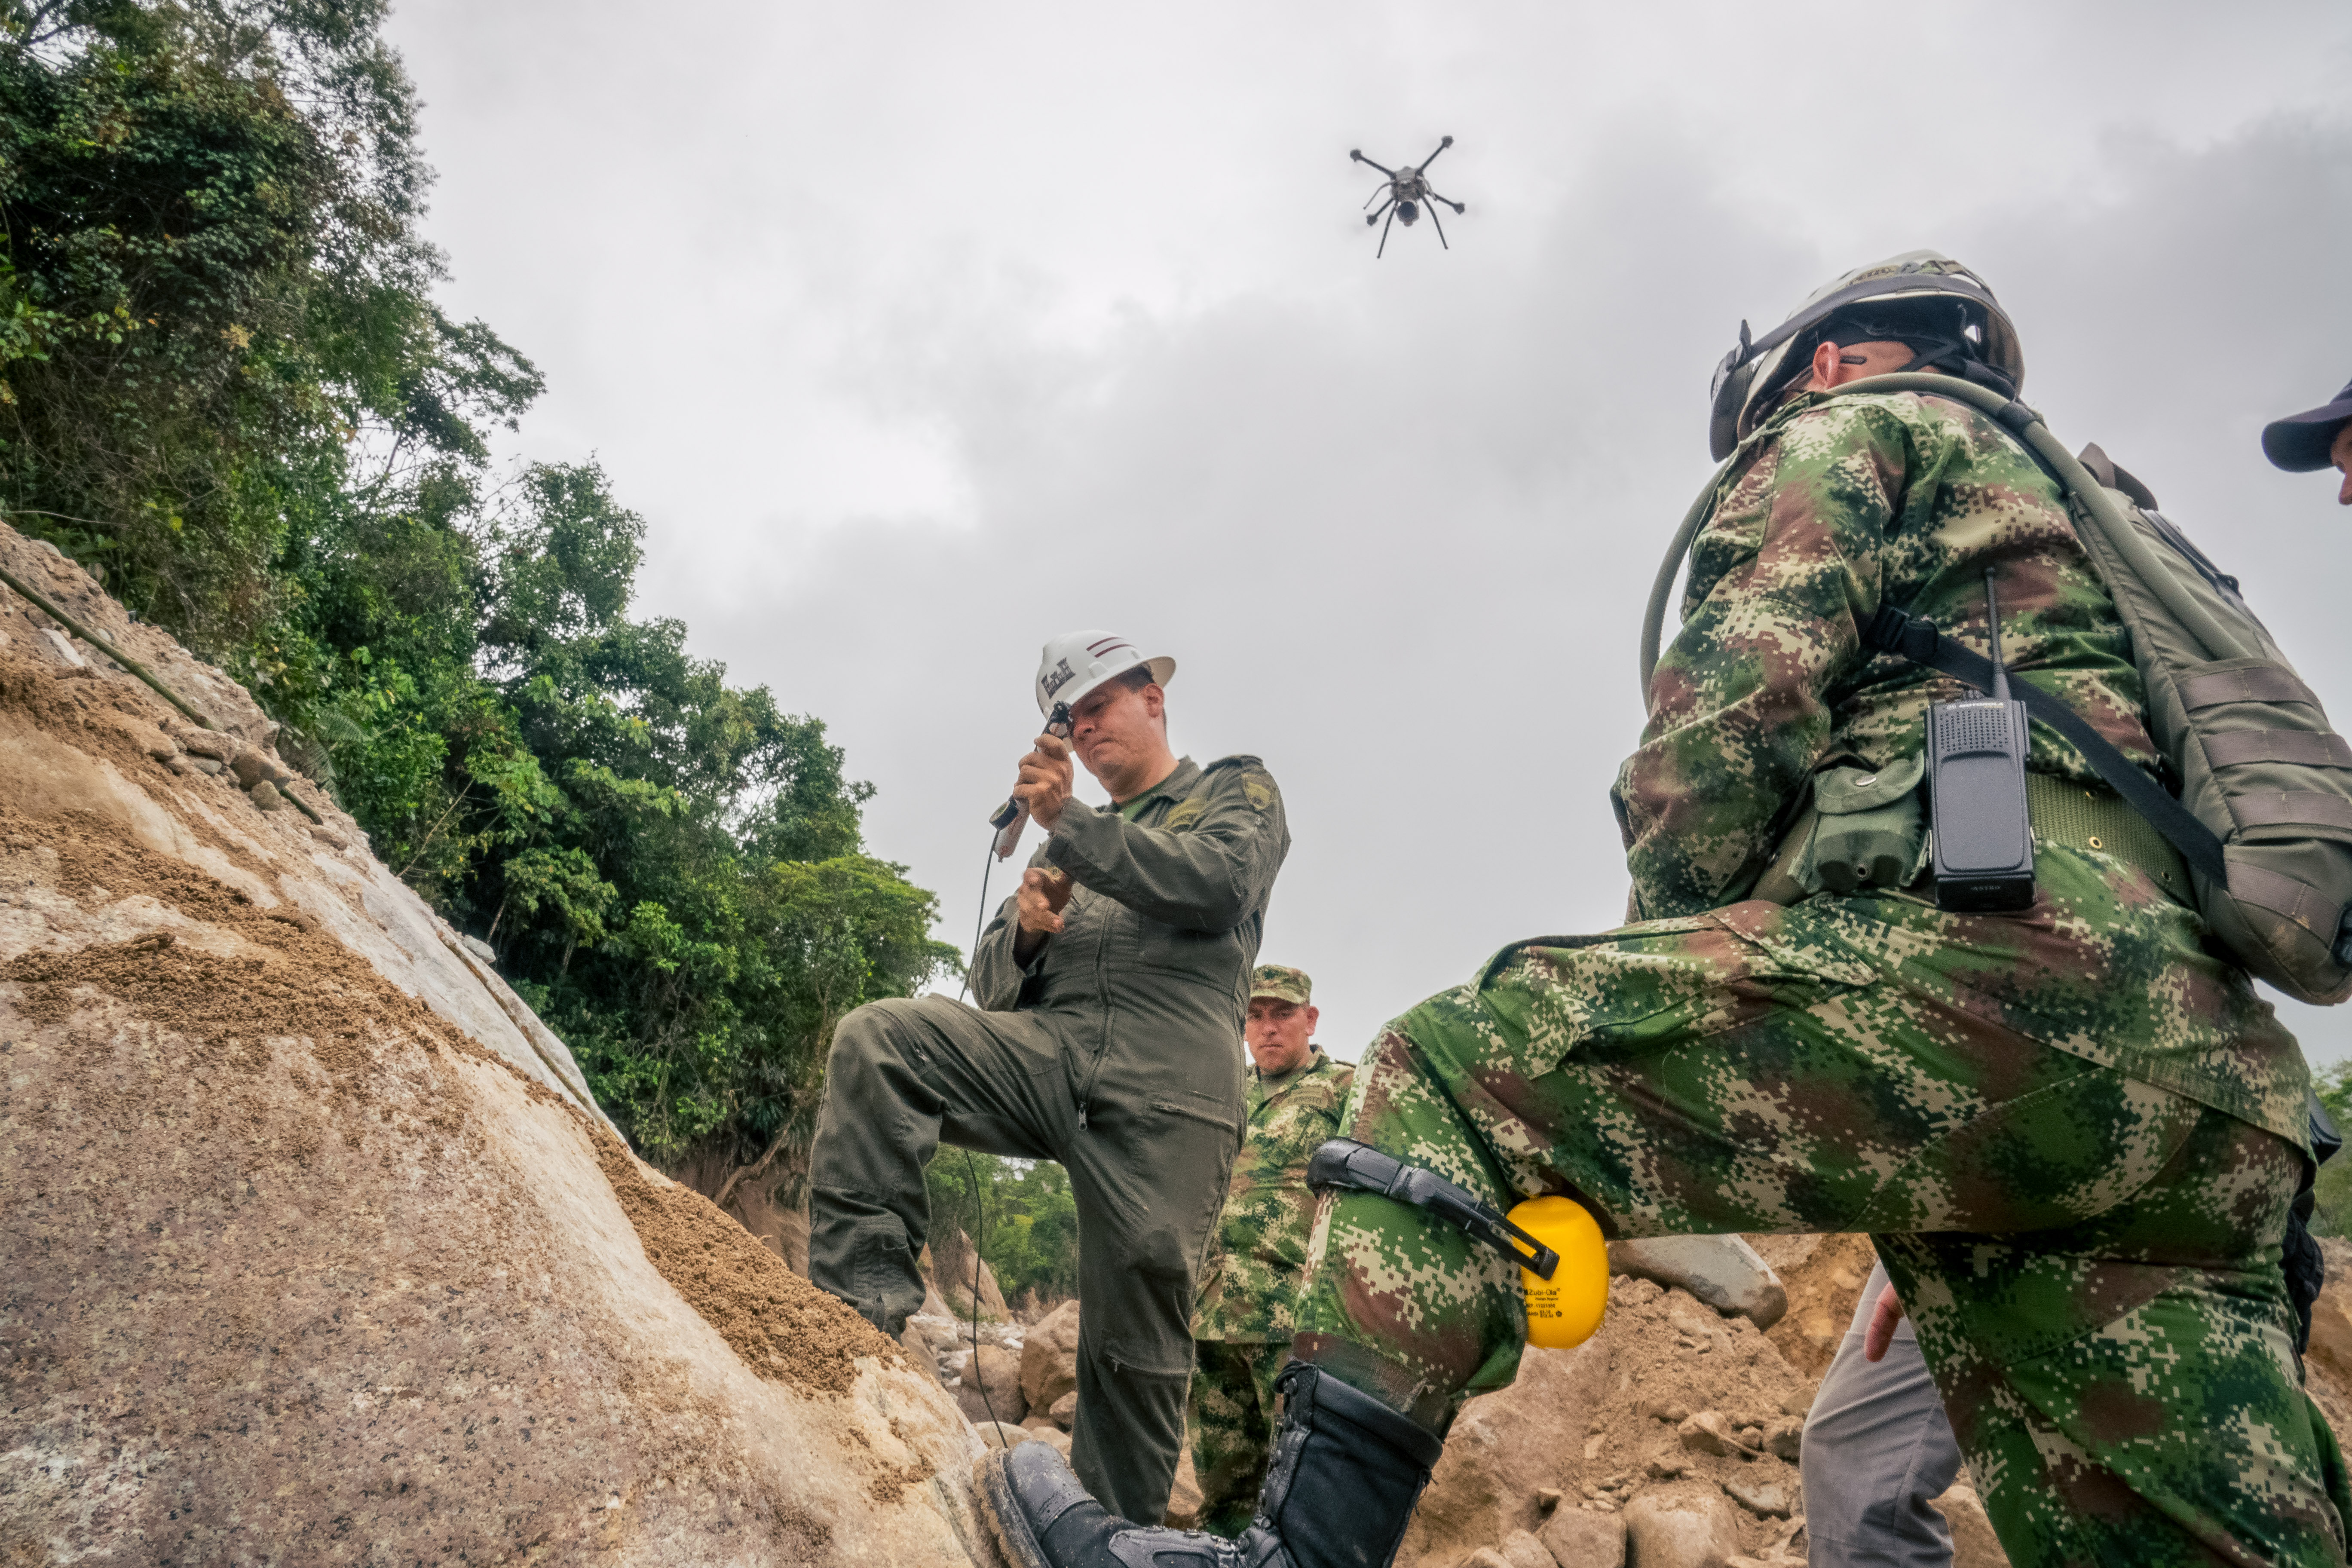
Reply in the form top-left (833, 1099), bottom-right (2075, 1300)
top-left (1706, 250), bottom-right (2025, 459)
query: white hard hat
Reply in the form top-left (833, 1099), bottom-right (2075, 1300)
top-left (1034, 630), bottom-right (1176, 716)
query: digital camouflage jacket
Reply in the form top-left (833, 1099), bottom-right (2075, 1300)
top-left (1616, 386), bottom-right (2159, 922)
top-left (1612, 388), bottom-right (2308, 1145)
top-left (1192, 1049), bottom-right (1357, 1342)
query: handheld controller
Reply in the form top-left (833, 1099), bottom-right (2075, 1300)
top-left (1927, 571), bottom-right (2036, 912)
top-left (987, 701), bottom-right (1074, 859)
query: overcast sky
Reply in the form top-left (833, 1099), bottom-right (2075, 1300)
top-left (383, 1), bottom-right (2352, 1067)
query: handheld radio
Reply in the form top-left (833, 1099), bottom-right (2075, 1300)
top-left (987, 701), bottom-right (1073, 859)
top-left (1927, 571), bottom-right (2036, 912)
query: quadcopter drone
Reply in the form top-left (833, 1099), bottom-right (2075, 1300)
top-left (1351, 136), bottom-right (1465, 258)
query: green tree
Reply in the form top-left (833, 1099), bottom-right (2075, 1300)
top-left (0, 0), bottom-right (955, 1213)
top-left (928, 1152), bottom-right (1083, 1310)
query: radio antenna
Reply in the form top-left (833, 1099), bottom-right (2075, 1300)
top-left (1984, 570), bottom-right (2011, 703)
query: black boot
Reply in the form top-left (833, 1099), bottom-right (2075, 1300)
top-left (973, 1361), bottom-right (1442, 1568)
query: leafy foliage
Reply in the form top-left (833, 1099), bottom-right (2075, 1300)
top-left (928, 1152), bottom-right (1082, 1307)
top-left (0, 0), bottom-right (955, 1186)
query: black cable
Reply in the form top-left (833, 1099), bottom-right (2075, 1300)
top-left (956, 837), bottom-right (1003, 1432)
top-left (963, 1147), bottom-right (1001, 1433)
top-left (957, 839), bottom-right (994, 1004)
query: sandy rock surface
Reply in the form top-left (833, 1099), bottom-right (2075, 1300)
top-left (1398, 1274), bottom-right (1813, 1568)
top-left (0, 522), bottom-right (1004, 1565)
top-left (1023, 1298), bottom-right (1083, 1412)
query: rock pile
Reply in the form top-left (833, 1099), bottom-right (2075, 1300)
top-left (1391, 1234), bottom-right (2003, 1568)
top-left (0, 521), bottom-right (1004, 1565)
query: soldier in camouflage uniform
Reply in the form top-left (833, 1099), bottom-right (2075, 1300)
top-left (1188, 965), bottom-right (1355, 1535)
top-left (976, 254), bottom-right (2348, 1568)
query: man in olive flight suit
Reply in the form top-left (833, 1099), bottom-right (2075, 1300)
top-left (809, 630), bottom-right (1288, 1528)
top-left (1188, 965), bottom-right (1355, 1536)
top-left (976, 257), bottom-right (2347, 1568)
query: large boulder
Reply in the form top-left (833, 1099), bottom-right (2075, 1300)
top-left (1609, 1237), bottom-right (1788, 1330)
top-left (1541, 1507), bottom-right (1627, 1567)
top-left (0, 524), bottom-right (1004, 1565)
top-left (932, 1225), bottom-right (1011, 1320)
top-left (1022, 1298), bottom-right (1083, 1413)
top-left (956, 1343), bottom-right (1029, 1427)
top-left (1621, 1488), bottom-right (1743, 1568)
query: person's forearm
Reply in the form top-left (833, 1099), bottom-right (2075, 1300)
top-left (1045, 796), bottom-right (1280, 932)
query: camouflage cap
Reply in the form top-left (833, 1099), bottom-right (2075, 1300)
top-left (1250, 965), bottom-right (1312, 1005)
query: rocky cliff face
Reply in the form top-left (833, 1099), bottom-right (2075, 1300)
top-left (0, 523), bottom-right (1002, 1565)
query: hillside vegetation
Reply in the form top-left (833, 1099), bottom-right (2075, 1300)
top-left (0, 0), bottom-right (954, 1205)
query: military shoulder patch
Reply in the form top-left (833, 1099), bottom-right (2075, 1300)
top-left (1165, 796), bottom-right (1208, 831)
top-left (1202, 754), bottom-right (1278, 812)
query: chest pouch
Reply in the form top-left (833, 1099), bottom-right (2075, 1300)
top-left (1794, 754), bottom-right (1929, 896)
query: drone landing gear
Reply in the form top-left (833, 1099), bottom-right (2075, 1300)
top-left (1351, 136), bottom-right (1465, 258)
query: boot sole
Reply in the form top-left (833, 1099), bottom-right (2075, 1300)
top-left (972, 1449), bottom-right (1054, 1568)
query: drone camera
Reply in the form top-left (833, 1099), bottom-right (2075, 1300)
top-left (1353, 136), bottom-right (1462, 257)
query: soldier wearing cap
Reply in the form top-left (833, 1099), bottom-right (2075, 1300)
top-left (1186, 965), bottom-right (1355, 1536)
top-left (808, 631), bottom-right (1288, 1526)
top-left (2263, 374), bottom-right (2352, 504)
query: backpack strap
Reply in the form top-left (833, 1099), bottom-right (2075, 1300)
top-left (1860, 603), bottom-right (2230, 886)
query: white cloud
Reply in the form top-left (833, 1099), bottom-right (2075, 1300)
top-left (388, 0), bottom-right (2352, 1066)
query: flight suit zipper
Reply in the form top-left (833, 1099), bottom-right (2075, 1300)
top-left (1075, 788), bottom-right (1167, 1129)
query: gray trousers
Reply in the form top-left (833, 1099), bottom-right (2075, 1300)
top-left (807, 996), bottom-right (1240, 1526)
top-left (1802, 1261), bottom-right (1966, 1568)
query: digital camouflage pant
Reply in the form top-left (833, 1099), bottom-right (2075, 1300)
top-left (1292, 848), bottom-right (2351, 1568)
top-left (1188, 1338), bottom-right (1290, 1537)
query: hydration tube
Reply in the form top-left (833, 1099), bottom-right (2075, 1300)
top-left (1638, 457), bottom-right (1736, 697)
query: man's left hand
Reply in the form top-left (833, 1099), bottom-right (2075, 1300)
top-left (1862, 1283), bottom-right (1906, 1362)
top-left (1014, 732), bottom-right (1075, 830)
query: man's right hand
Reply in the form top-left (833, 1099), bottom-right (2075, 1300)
top-left (1012, 867), bottom-right (1076, 962)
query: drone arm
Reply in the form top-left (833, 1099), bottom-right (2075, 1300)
top-left (1419, 135), bottom-right (1454, 171)
top-left (1353, 151), bottom-right (1399, 177)
top-left (1426, 189), bottom-right (1466, 214)
top-left (1365, 195), bottom-right (1396, 225)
